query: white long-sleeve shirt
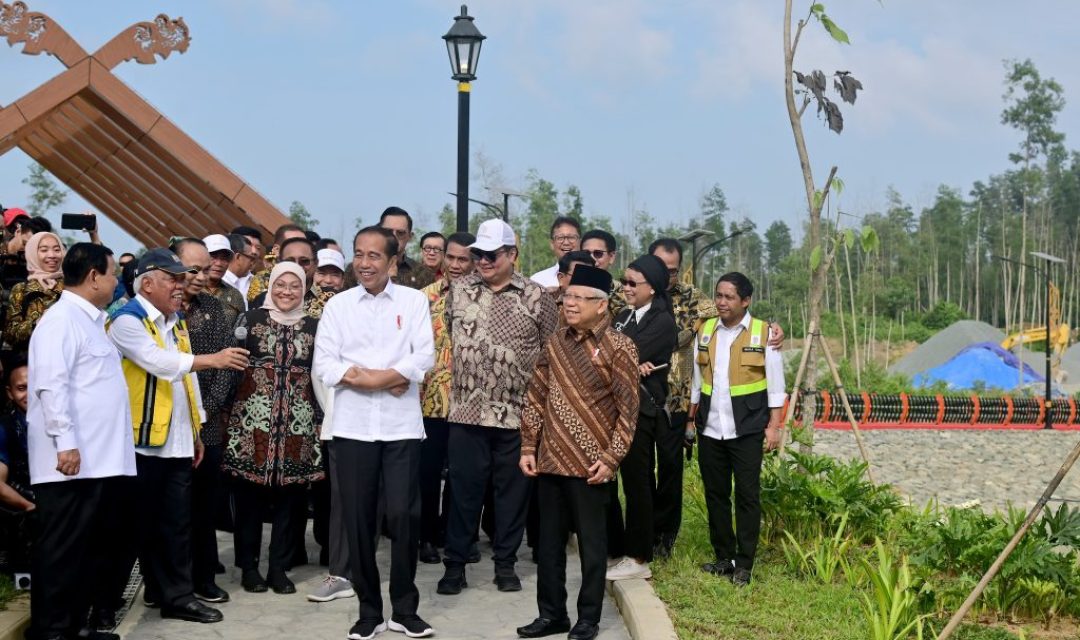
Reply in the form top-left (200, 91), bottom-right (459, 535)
top-left (690, 313), bottom-right (786, 441)
top-left (107, 295), bottom-right (206, 459)
top-left (530, 263), bottom-right (559, 289)
top-left (314, 280), bottom-right (434, 442)
top-left (28, 291), bottom-right (136, 484)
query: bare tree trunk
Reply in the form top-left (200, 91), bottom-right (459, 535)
top-left (974, 202), bottom-right (982, 322)
top-left (844, 242), bottom-right (861, 386)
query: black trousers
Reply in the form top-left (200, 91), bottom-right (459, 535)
top-left (614, 412), bottom-right (662, 561)
top-left (536, 475), bottom-right (609, 625)
top-left (233, 479), bottom-right (307, 573)
top-left (334, 437), bottom-right (421, 621)
top-left (654, 411), bottom-right (688, 544)
top-left (192, 443), bottom-right (223, 586)
top-left (419, 418), bottom-right (449, 545)
top-left (698, 431), bottom-right (765, 570)
top-left (312, 441), bottom-right (331, 559)
top-left (135, 454), bottom-right (196, 608)
top-left (30, 476), bottom-right (135, 639)
top-left (444, 424), bottom-right (531, 568)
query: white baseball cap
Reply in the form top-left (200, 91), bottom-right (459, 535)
top-left (317, 248), bottom-right (345, 272)
top-left (470, 219), bottom-right (517, 252)
top-left (203, 234), bottom-right (232, 256)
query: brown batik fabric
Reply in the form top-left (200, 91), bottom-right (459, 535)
top-left (666, 282), bottom-right (717, 415)
top-left (392, 255), bottom-right (436, 290)
top-left (446, 272), bottom-right (559, 430)
top-left (521, 317), bottom-right (640, 477)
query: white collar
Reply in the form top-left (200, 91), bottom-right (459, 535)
top-left (134, 294), bottom-right (177, 329)
top-left (358, 279), bottom-right (397, 301)
top-left (61, 290), bottom-right (106, 323)
top-left (634, 302), bottom-right (652, 322)
top-left (720, 312), bottom-right (752, 332)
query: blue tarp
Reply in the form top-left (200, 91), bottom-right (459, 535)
top-left (913, 342), bottom-right (1046, 391)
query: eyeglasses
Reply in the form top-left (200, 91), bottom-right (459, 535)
top-left (563, 293), bottom-right (606, 303)
top-left (421, 246), bottom-right (445, 255)
top-left (586, 250), bottom-right (610, 260)
top-left (620, 279), bottom-right (646, 288)
top-left (280, 256), bottom-right (314, 267)
top-left (470, 248), bottom-right (509, 264)
top-left (271, 281), bottom-right (304, 293)
top-left (552, 234), bottom-right (580, 244)
top-left (667, 268), bottom-right (680, 276)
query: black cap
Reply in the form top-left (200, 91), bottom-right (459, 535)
top-left (135, 248), bottom-right (196, 277)
top-left (568, 264), bottom-right (612, 293)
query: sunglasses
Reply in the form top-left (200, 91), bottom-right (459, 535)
top-left (620, 279), bottom-right (647, 288)
top-left (586, 250), bottom-right (609, 260)
top-left (470, 248), bottom-right (508, 264)
top-left (281, 256), bottom-right (314, 267)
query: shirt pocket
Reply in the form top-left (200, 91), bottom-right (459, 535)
top-left (739, 346), bottom-right (766, 369)
top-left (88, 340), bottom-right (120, 363)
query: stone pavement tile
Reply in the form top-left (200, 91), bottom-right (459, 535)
top-left (121, 529), bottom-right (630, 640)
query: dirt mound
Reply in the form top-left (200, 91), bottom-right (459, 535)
top-left (889, 320), bottom-right (1006, 376)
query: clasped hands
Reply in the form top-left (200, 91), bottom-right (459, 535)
top-left (342, 366), bottom-right (409, 396)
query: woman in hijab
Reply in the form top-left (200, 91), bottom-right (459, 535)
top-left (3, 232), bottom-right (65, 352)
top-left (605, 254), bottom-right (678, 582)
top-left (222, 262), bottom-right (324, 595)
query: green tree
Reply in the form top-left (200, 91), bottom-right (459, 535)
top-left (561, 185), bottom-right (584, 220)
top-left (519, 171), bottom-right (561, 275)
top-left (764, 220), bottom-right (793, 271)
top-left (22, 163), bottom-right (68, 218)
top-left (289, 200), bottom-right (319, 231)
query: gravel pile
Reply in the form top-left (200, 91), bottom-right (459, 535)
top-left (890, 320), bottom-right (1006, 376)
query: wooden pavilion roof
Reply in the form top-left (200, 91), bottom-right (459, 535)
top-left (0, 2), bottom-right (289, 247)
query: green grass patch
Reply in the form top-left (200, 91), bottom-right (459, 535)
top-left (0, 573), bottom-right (18, 611)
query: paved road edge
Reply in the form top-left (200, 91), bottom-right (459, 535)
top-left (0, 596), bottom-right (29, 640)
top-left (607, 578), bottom-right (678, 640)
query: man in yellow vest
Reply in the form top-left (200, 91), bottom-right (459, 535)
top-left (108, 249), bottom-right (249, 624)
top-left (688, 272), bottom-right (785, 587)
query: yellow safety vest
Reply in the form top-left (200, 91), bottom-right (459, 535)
top-left (695, 315), bottom-right (770, 435)
top-left (117, 314), bottom-right (202, 448)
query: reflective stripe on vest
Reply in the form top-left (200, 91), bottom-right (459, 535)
top-left (698, 316), bottom-right (766, 397)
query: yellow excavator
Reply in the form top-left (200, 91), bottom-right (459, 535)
top-left (1001, 281), bottom-right (1071, 359)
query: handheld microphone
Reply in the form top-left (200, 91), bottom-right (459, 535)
top-left (234, 326), bottom-right (247, 346)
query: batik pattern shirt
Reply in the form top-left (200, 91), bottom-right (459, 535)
top-left (420, 278), bottom-right (452, 419)
top-left (446, 272), bottom-right (558, 430)
top-left (666, 282), bottom-right (717, 415)
top-left (3, 280), bottom-right (62, 352)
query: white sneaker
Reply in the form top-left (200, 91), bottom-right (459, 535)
top-left (606, 557), bottom-right (651, 581)
top-left (307, 575), bottom-right (355, 602)
top-left (607, 556), bottom-right (624, 568)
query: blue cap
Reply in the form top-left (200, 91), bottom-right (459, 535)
top-left (135, 248), bottom-right (196, 277)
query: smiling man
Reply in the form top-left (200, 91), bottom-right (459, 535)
top-left (314, 226), bottom-right (435, 640)
top-left (438, 219), bottom-right (559, 597)
top-left (202, 234), bottom-right (245, 326)
top-left (108, 248), bottom-right (250, 625)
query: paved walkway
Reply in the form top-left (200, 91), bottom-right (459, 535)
top-left (119, 530), bottom-right (630, 640)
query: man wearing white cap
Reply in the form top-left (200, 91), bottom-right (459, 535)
top-left (308, 248), bottom-right (346, 321)
top-left (438, 219), bottom-right (559, 596)
top-left (202, 234), bottom-right (246, 326)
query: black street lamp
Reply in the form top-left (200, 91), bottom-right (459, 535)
top-left (443, 5), bottom-right (485, 232)
top-left (994, 251), bottom-right (1065, 429)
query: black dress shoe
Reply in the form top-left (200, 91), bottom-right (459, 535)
top-left (702, 559), bottom-right (736, 578)
top-left (75, 630), bottom-right (120, 640)
top-left (568, 620), bottom-right (600, 640)
top-left (516, 617), bottom-right (571, 638)
top-left (467, 541), bottom-right (481, 564)
top-left (161, 600), bottom-right (224, 624)
top-left (195, 581), bottom-right (231, 603)
top-left (88, 607), bottom-right (118, 630)
top-left (494, 566), bottom-right (522, 592)
top-left (267, 571), bottom-right (296, 595)
top-left (419, 542), bottom-right (441, 564)
top-left (436, 566), bottom-right (467, 595)
top-left (732, 567), bottom-right (752, 587)
top-left (241, 568), bottom-right (268, 593)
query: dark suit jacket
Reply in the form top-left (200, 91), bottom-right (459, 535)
top-left (613, 305), bottom-right (677, 415)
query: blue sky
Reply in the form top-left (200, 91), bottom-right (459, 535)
top-left (2, 1), bottom-right (1079, 253)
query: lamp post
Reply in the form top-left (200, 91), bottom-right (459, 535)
top-left (995, 252), bottom-right (1064, 429)
top-left (443, 5), bottom-right (485, 233)
top-left (679, 227), bottom-right (750, 289)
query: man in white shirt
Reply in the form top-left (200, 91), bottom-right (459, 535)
top-left (108, 249), bottom-right (249, 625)
top-left (314, 226), bottom-right (435, 640)
top-left (530, 216), bottom-right (581, 289)
top-left (688, 272), bottom-right (785, 587)
top-left (27, 243), bottom-right (134, 640)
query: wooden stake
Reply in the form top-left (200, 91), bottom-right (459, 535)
top-left (937, 436), bottom-right (1080, 639)
top-left (817, 332), bottom-right (876, 484)
top-left (779, 319), bottom-right (815, 456)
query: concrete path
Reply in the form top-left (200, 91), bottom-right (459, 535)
top-left (119, 529), bottom-right (630, 640)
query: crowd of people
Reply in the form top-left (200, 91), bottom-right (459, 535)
top-left (0, 203), bottom-right (787, 640)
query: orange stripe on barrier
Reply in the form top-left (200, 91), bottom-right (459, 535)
top-left (1037, 397), bottom-right (1046, 426)
top-left (899, 393), bottom-right (909, 424)
top-left (1004, 396), bottom-right (1014, 426)
top-left (822, 391), bottom-right (832, 423)
top-left (971, 395), bottom-right (980, 424)
top-left (1068, 398), bottom-right (1077, 426)
top-left (861, 391), bottom-right (871, 423)
top-left (935, 394), bottom-right (945, 424)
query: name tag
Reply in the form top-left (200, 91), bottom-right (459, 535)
top-left (742, 346), bottom-right (764, 353)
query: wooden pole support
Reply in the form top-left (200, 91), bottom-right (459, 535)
top-left (779, 320), bottom-right (815, 456)
top-left (817, 332), bottom-right (875, 484)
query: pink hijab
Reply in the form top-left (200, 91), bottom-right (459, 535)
top-left (25, 232), bottom-right (66, 289)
